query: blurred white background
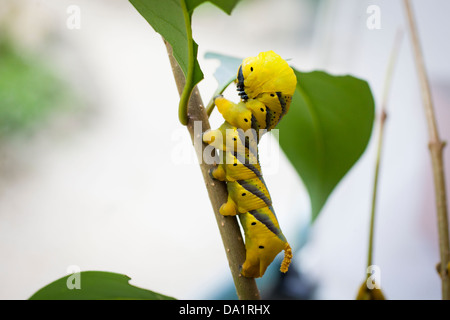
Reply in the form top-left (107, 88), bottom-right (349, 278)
top-left (0, 0), bottom-right (449, 300)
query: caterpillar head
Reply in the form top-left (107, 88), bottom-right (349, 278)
top-left (236, 51), bottom-right (297, 102)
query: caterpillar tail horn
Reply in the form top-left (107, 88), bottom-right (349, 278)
top-left (280, 243), bottom-right (293, 273)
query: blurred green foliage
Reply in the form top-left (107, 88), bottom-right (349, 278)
top-left (0, 37), bottom-right (70, 136)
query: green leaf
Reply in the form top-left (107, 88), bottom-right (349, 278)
top-left (129, 0), bottom-right (198, 83)
top-left (279, 70), bottom-right (375, 221)
top-left (186, 0), bottom-right (241, 14)
top-left (129, 0), bottom-right (240, 124)
top-left (29, 271), bottom-right (176, 300)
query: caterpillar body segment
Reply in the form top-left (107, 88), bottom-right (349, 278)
top-left (225, 177), bottom-right (272, 214)
top-left (239, 207), bottom-right (288, 278)
top-left (215, 96), bottom-right (253, 132)
top-left (203, 51), bottom-right (296, 278)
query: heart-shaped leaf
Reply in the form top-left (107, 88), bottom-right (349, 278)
top-left (29, 271), bottom-right (175, 300)
top-left (278, 70), bottom-right (375, 220)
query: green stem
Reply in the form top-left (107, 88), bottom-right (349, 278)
top-left (367, 29), bottom-right (403, 269)
top-left (367, 111), bottom-right (385, 268)
top-left (403, 0), bottom-right (450, 300)
top-left (178, 0), bottom-right (195, 125)
top-left (205, 78), bottom-right (235, 117)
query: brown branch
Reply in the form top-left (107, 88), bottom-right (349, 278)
top-left (164, 39), bottom-right (260, 300)
top-left (403, 0), bottom-right (450, 300)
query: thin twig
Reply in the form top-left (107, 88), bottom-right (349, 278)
top-left (367, 29), bottom-right (403, 269)
top-left (164, 39), bottom-right (260, 300)
top-left (205, 78), bottom-right (235, 117)
top-left (403, 0), bottom-right (450, 300)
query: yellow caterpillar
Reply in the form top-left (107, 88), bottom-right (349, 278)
top-left (203, 51), bottom-right (296, 278)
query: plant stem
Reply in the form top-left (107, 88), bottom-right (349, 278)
top-left (205, 78), bottom-right (235, 117)
top-left (367, 29), bottom-right (403, 269)
top-left (164, 39), bottom-right (260, 300)
top-left (178, 0), bottom-right (194, 125)
top-left (403, 0), bottom-right (450, 300)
